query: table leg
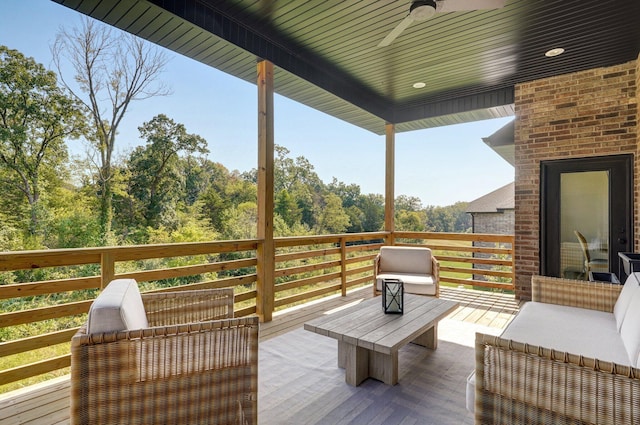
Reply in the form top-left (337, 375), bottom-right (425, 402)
top-left (369, 350), bottom-right (398, 385)
top-left (412, 324), bottom-right (437, 349)
top-left (338, 341), bottom-right (369, 386)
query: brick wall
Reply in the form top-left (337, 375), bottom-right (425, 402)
top-left (514, 58), bottom-right (639, 300)
top-left (472, 210), bottom-right (515, 235)
top-left (472, 210), bottom-right (515, 280)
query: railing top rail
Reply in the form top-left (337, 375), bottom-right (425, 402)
top-left (274, 232), bottom-right (388, 247)
top-left (0, 239), bottom-right (261, 272)
top-left (394, 231), bottom-right (514, 242)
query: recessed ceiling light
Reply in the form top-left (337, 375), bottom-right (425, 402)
top-left (545, 48), bottom-right (565, 57)
top-left (413, 82), bottom-right (426, 89)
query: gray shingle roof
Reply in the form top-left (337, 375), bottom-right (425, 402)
top-left (466, 182), bottom-right (514, 213)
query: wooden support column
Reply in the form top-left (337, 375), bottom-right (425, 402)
top-left (385, 123), bottom-right (395, 246)
top-left (340, 237), bottom-right (347, 296)
top-left (256, 59), bottom-right (275, 322)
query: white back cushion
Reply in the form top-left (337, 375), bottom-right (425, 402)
top-left (379, 246), bottom-right (432, 275)
top-left (620, 285), bottom-right (640, 367)
top-left (87, 279), bottom-right (148, 334)
top-left (614, 273), bottom-right (640, 331)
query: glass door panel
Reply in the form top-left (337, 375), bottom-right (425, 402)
top-left (541, 154), bottom-right (632, 279)
top-left (560, 171), bottom-right (609, 279)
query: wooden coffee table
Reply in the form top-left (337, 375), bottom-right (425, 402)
top-left (304, 294), bottom-right (458, 386)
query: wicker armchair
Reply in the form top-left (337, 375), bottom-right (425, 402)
top-left (373, 246), bottom-right (440, 297)
top-left (474, 275), bottom-right (640, 424)
top-left (70, 287), bottom-right (258, 425)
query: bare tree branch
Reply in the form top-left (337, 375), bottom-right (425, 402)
top-left (51, 16), bottom-right (171, 236)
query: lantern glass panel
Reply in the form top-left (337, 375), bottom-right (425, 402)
top-left (382, 279), bottom-right (404, 314)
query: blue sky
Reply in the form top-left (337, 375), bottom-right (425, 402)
top-left (0, 0), bottom-right (514, 207)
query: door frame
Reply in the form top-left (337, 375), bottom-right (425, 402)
top-left (540, 154), bottom-right (633, 277)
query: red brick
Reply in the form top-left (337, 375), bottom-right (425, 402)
top-left (514, 58), bottom-right (638, 300)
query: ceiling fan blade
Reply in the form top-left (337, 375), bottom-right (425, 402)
top-left (378, 15), bottom-right (414, 47)
top-left (436, 0), bottom-right (506, 13)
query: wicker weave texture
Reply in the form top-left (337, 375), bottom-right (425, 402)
top-left (476, 276), bottom-right (636, 424)
top-left (70, 288), bottom-right (258, 425)
top-left (531, 275), bottom-right (622, 313)
top-left (475, 333), bottom-right (640, 424)
top-left (143, 288), bottom-right (235, 326)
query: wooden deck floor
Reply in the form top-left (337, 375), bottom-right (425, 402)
top-left (0, 286), bottom-right (519, 425)
top-left (261, 286), bottom-right (518, 341)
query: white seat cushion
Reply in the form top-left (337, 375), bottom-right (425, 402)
top-left (376, 272), bottom-right (437, 295)
top-left (614, 272), bottom-right (640, 331)
top-left (501, 301), bottom-right (630, 366)
top-left (87, 279), bottom-right (149, 334)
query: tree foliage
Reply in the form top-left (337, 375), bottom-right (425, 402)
top-left (126, 114), bottom-right (208, 229)
top-left (424, 202), bottom-right (471, 233)
top-left (275, 189), bottom-right (302, 228)
top-left (0, 45), bottom-right (84, 242)
top-left (52, 17), bottom-right (170, 239)
top-left (0, 45), bottom-right (475, 252)
top-left (316, 193), bottom-right (350, 234)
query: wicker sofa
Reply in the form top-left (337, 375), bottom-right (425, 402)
top-left (373, 246), bottom-right (440, 296)
top-left (70, 279), bottom-right (258, 425)
top-left (470, 274), bottom-right (640, 424)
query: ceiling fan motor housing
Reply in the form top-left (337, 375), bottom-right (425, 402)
top-left (410, 0), bottom-right (437, 20)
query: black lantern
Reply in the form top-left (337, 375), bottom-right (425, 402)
top-left (382, 278), bottom-right (404, 314)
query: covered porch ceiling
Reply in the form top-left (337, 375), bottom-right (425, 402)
top-left (53, 0), bottom-right (640, 135)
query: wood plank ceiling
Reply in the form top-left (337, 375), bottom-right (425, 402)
top-left (54, 0), bottom-right (640, 135)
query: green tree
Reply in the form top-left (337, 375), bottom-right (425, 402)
top-left (291, 181), bottom-right (317, 229)
top-left (0, 209), bottom-right (22, 251)
top-left (316, 193), bottom-right (350, 234)
top-left (52, 17), bottom-right (170, 240)
top-left (396, 210), bottom-right (426, 231)
top-left (46, 187), bottom-right (102, 248)
top-left (273, 145), bottom-right (324, 228)
top-left (274, 145), bottom-right (323, 193)
top-left (395, 195), bottom-right (423, 212)
top-left (181, 155), bottom-right (212, 206)
top-left (200, 187), bottom-right (230, 233)
top-left (395, 195), bottom-right (426, 232)
top-left (424, 202), bottom-right (471, 232)
top-left (199, 162), bottom-right (256, 234)
top-left (0, 46), bottom-right (84, 241)
top-left (126, 114), bottom-right (208, 229)
top-left (327, 178), bottom-right (361, 208)
top-left (221, 202), bottom-right (258, 240)
top-left (224, 171), bottom-right (257, 206)
top-left (345, 205), bottom-right (364, 233)
top-left (275, 189), bottom-right (302, 227)
top-left (357, 193), bottom-right (385, 232)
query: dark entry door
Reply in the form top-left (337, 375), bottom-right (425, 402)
top-left (541, 154), bottom-right (633, 279)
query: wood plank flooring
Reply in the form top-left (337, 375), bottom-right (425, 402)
top-left (261, 326), bottom-right (476, 424)
top-left (0, 286), bottom-right (518, 424)
top-left (261, 285), bottom-right (518, 342)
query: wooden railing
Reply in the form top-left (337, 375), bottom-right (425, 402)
top-left (0, 231), bottom-right (513, 390)
top-left (394, 231), bottom-right (515, 290)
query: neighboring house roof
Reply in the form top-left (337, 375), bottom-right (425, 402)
top-left (482, 120), bottom-right (515, 166)
top-left (467, 182), bottom-right (515, 213)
